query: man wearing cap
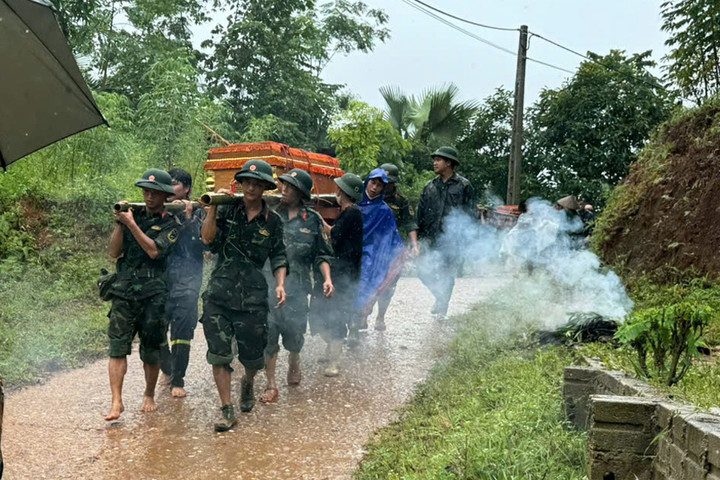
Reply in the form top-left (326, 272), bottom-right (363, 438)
top-left (260, 169), bottom-right (334, 403)
top-left (416, 146), bottom-right (476, 320)
top-left (200, 159), bottom-right (288, 432)
top-left (159, 168), bottom-right (206, 398)
top-left (368, 163), bottom-right (419, 331)
top-left (105, 169), bottom-right (181, 421)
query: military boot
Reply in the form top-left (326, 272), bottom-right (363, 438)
top-left (240, 376), bottom-right (255, 413)
top-left (323, 341), bottom-right (342, 377)
top-left (214, 404), bottom-right (237, 432)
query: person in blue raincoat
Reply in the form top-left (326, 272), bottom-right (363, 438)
top-left (352, 168), bottom-right (405, 339)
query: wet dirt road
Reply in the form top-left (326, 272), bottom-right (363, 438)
top-left (3, 275), bottom-right (506, 479)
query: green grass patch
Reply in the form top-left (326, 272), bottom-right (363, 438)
top-left (354, 297), bottom-right (587, 480)
top-left (580, 342), bottom-right (720, 410)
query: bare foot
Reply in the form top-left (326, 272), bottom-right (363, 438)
top-left (140, 395), bottom-right (157, 412)
top-left (104, 402), bottom-right (124, 421)
top-left (171, 387), bottom-right (187, 398)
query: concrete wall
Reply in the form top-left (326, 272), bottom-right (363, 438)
top-left (563, 363), bottom-right (720, 480)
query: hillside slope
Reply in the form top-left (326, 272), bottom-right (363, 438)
top-left (595, 101), bottom-right (720, 279)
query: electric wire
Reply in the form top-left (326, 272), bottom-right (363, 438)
top-left (399, 0), bottom-right (517, 56)
top-left (400, 0), bottom-right (575, 75)
top-left (409, 0), bottom-right (518, 32)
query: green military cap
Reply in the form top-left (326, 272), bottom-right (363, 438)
top-left (278, 168), bottom-right (313, 199)
top-left (431, 146), bottom-right (460, 165)
top-left (235, 159), bottom-right (277, 190)
top-left (380, 163), bottom-right (399, 183)
top-left (334, 173), bottom-right (364, 201)
top-left (135, 169), bottom-right (175, 194)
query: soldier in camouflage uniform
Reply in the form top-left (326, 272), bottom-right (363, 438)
top-left (416, 147), bottom-right (476, 320)
top-left (200, 160), bottom-right (288, 432)
top-left (260, 169), bottom-right (334, 404)
top-left (367, 163), bottom-right (419, 331)
top-left (105, 169), bottom-right (180, 421)
top-left (159, 168), bottom-right (206, 398)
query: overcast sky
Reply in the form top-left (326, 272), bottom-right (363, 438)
top-left (197, 0), bottom-right (670, 110)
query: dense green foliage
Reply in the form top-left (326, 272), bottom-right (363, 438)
top-left (616, 302), bottom-right (712, 385)
top-left (524, 51), bottom-right (673, 208)
top-left (457, 88), bottom-right (513, 202)
top-left (355, 299), bottom-right (586, 480)
top-left (328, 101), bottom-right (410, 175)
top-left (204, 0), bottom-right (389, 149)
top-left (662, 0), bottom-right (720, 101)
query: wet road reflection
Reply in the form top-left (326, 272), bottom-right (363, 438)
top-left (3, 276), bottom-right (506, 479)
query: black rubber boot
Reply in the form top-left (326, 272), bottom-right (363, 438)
top-left (240, 376), bottom-right (255, 413)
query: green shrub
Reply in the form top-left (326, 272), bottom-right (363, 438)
top-left (615, 302), bottom-right (712, 385)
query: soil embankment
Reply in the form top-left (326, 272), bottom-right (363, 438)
top-left (596, 103), bottom-right (720, 278)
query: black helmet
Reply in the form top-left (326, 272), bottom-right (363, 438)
top-left (334, 173), bottom-right (363, 201)
top-left (278, 169), bottom-right (313, 199)
top-left (135, 169), bottom-right (175, 194)
top-left (431, 146), bottom-right (460, 166)
top-left (234, 159), bottom-right (277, 190)
top-left (380, 163), bottom-right (399, 183)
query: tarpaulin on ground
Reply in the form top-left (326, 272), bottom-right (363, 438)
top-left (0, 0), bottom-right (106, 169)
top-left (354, 168), bottom-right (404, 311)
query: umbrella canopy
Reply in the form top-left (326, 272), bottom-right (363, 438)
top-left (0, 0), bottom-right (107, 170)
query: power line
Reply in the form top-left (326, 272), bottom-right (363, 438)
top-left (529, 31), bottom-right (697, 104)
top-left (409, 0), bottom-right (518, 32)
top-left (399, 0), bottom-right (516, 56)
top-left (400, 0), bottom-right (574, 74)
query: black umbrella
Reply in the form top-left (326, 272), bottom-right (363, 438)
top-left (0, 0), bottom-right (107, 170)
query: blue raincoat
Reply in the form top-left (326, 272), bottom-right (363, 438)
top-left (354, 168), bottom-right (404, 311)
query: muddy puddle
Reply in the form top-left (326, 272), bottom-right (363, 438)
top-left (3, 276), bottom-right (506, 479)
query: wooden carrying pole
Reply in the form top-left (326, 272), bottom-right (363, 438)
top-left (507, 25), bottom-right (528, 206)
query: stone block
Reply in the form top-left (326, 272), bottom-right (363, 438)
top-left (684, 456), bottom-right (708, 480)
top-left (564, 366), bottom-right (599, 383)
top-left (590, 395), bottom-right (657, 427)
top-left (589, 426), bottom-right (655, 455)
top-left (686, 414), bottom-right (720, 463)
top-left (657, 403), bottom-right (678, 430)
top-left (588, 450), bottom-right (653, 480)
top-left (675, 415), bottom-right (690, 450)
top-left (707, 430), bottom-right (720, 468)
top-left (668, 442), bottom-right (686, 477)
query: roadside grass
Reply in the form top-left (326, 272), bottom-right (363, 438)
top-left (579, 342), bottom-right (720, 410)
top-left (0, 254), bottom-right (111, 387)
top-left (354, 298), bottom-right (587, 480)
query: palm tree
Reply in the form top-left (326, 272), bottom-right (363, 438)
top-left (379, 83), bottom-right (478, 146)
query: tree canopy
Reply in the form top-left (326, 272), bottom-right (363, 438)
top-left (523, 50), bottom-right (674, 208)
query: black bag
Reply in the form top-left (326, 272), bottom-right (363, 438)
top-left (97, 268), bottom-right (117, 301)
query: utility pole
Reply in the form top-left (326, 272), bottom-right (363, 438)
top-left (506, 25), bottom-right (528, 206)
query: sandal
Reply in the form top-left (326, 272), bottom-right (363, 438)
top-left (259, 387), bottom-right (279, 404)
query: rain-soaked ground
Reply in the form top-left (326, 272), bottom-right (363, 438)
top-left (3, 275), bottom-right (507, 479)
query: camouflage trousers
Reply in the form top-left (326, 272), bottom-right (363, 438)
top-left (265, 292), bottom-right (309, 356)
top-left (201, 300), bottom-right (268, 371)
top-left (107, 293), bottom-right (168, 365)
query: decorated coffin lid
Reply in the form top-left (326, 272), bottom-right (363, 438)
top-left (204, 141), bottom-right (344, 177)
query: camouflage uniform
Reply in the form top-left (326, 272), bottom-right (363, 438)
top-left (416, 173), bottom-right (475, 316)
top-left (202, 200), bottom-right (287, 371)
top-left (160, 207), bottom-right (206, 388)
top-left (107, 209), bottom-right (180, 364)
top-left (265, 206), bottom-right (332, 356)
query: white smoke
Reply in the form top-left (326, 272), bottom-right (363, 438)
top-left (415, 198), bottom-right (632, 328)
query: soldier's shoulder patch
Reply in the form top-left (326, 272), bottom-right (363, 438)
top-left (390, 204), bottom-right (400, 210)
top-left (168, 229), bottom-right (178, 243)
top-left (258, 228), bottom-right (270, 237)
top-left (299, 228), bottom-right (312, 234)
top-left (151, 225), bottom-right (162, 231)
